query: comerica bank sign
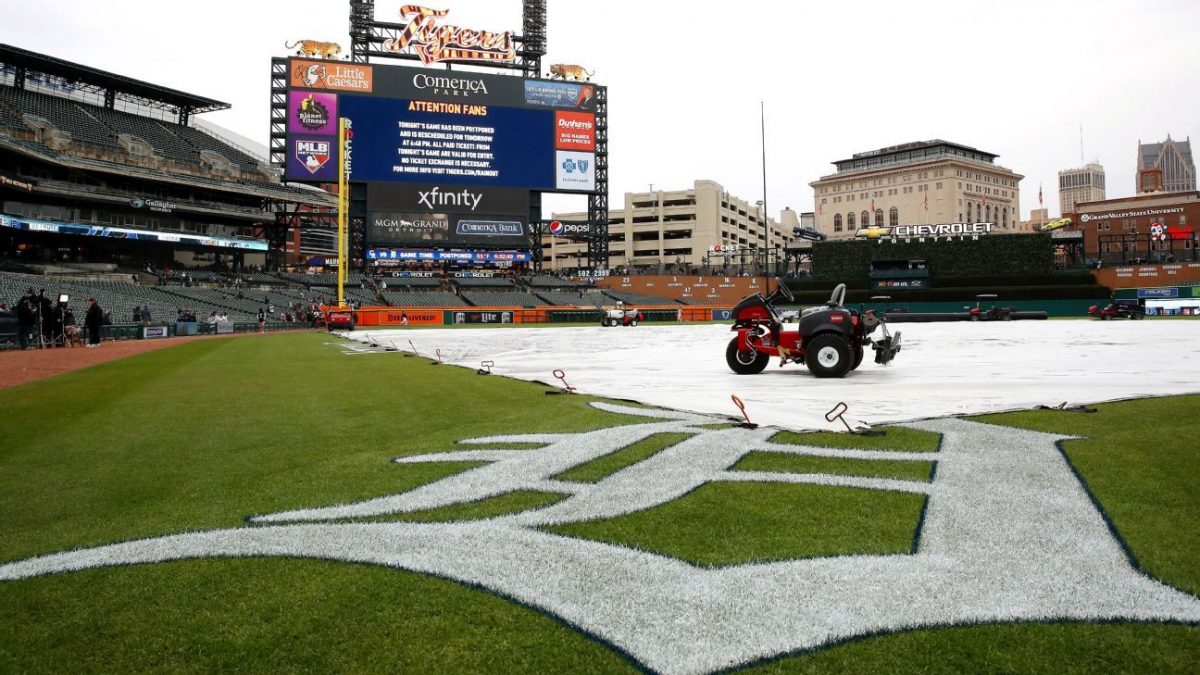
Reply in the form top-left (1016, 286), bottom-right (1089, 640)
top-left (857, 222), bottom-right (993, 242)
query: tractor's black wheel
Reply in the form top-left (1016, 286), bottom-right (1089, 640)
top-left (630, 319), bottom-right (638, 327)
top-left (970, 314), bottom-right (981, 322)
top-left (851, 343), bottom-right (864, 370)
top-left (726, 337), bottom-right (769, 375)
top-left (806, 334), bottom-right (852, 378)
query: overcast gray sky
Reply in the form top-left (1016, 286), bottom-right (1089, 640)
top-left (4, 0), bottom-right (1198, 221)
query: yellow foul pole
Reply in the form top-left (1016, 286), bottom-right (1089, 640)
top-left (337, 117), bottom-right (347, 308)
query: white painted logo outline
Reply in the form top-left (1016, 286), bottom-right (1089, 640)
top-left (2, 403), bottom-right (1198, 675)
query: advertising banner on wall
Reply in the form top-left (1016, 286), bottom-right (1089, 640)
top-left (290, 60), bottom-right (374, 93)
top-left (339, 96), bottom-right (555, 188)
top-left (448, 310), bottom-right (513, 324)
top-left (1, 214), bottom-right (268, 250)
top-left (554, 111), bottom-right (596, 152)
top-left (532, 220), bottom-right (593, 240)
top-left (384, 309), bottom-right (443, 326)
top-left (555, 151), bottom-right (596, 191)
top-left (284, 58), bottom-right (602, 194)
top-left (871, 278), bottom-right (930, 290)
top-left (288, 136), bottom-right (338, 182)
top-left (288, 91), bottom-right (338, 135)
top-left (1138, 287), bottom-right (1179, 299)
top-left (367, 248), bottom-right (530, 264)
top-left (365, 182), bottom-right (529, 247)
top-left (524, 81), bottom-right (597, 110)
top-left (366, 183), bottom-right (529, 215)
top-left (367, 211), bottom-right (527, 248)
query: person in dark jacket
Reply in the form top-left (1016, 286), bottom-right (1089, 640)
top-left (37, 291), bottom-right (53, 344)
top-left (84, 298), bottom-right (104, 347)
top-left (16, 290), bottom-right (36, 349)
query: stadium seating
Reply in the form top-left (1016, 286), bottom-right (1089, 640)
top-left (378, 276), bottom-right (441, 288)
top-left (0, 271), bottom-right (250, 324)
top-left (0, 85), bottom-right (280, 188)
top-left (169, 123), bottom-right (261, 168)
top-left (602, 290), bottom-right (684, 306)
top-left (0, 100), bottom-right (25, 131)
top-left (460, 291), bottom-right (546, 307)
top-left (0, 87), bottom-right (120, 149)
top-left (82, 105), bottom-right (196, 160)
top-left (534, 290), bottom-right (609, 307)
top-left (452, 277), bottom-right (516, 289)
top-left (380, 290), bottom-right (466, 307)
top-left (527, 274), bottom-right (582, 288)
top-left (0, 269), bottom-right (709, 322)
top-left (279, 272), bottom-right (366, 287)
top-left (675, 296), bottom-right (720, 305)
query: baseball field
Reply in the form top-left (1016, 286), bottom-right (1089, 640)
top-left (0, 330), bottom-right (1197, 673)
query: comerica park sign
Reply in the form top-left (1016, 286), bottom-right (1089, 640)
top-left (857, 222), bottom-right (993, 243)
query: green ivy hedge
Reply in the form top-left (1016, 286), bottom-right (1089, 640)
top-left (787, 285), bottom-right (1107, 304)
top-left (811, 235), bottom-right (1055, 282)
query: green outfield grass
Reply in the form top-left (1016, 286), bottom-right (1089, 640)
top-left (0, 332), bottom-right (1196, 673)
top-left (554, 432), bottom-right (694, 483)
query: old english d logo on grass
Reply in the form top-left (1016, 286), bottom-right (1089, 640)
top-left (2, 404), bottom-right (1199, 674)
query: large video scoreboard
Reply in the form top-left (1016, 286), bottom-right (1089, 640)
top-left (283, 58), bottom-right (600, 251)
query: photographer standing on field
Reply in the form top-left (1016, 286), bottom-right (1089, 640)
top-left (16, 289), bottom-right (37, 350)
top-left (84, 298), bottom-right (103, 348)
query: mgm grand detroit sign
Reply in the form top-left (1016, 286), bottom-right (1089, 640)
top-left (855, 222), bottom-right (993, 243)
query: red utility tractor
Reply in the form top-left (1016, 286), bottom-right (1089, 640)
top-left (1088, 302), bottom-right (1145, 320)
top-left (967, 294), bottom-right (1016, 321)
top-left (726, 283), bottom-right (901, 378)
top-left (325, 308), bottom-right (356, 331)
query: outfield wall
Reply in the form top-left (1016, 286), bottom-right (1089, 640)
top-left (861, 298), bottom-right (1108, 318)
top-left (354, 305), bottom-right (715, 327)
top-left (349, 298), bottom-right (1118, 324)
top-left (1091, 262), bottom-right (1200, 290)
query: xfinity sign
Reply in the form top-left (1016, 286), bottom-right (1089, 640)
top-left (366, 183), bottom-right (528, 217)
top-left (419, 187), bottom-right (484, 211)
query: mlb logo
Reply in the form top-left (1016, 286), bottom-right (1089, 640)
top-left (296, 140), bottom-right (331, 174)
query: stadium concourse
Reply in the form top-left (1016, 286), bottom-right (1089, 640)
top-left (351, 321), bottom-right (1200, 431)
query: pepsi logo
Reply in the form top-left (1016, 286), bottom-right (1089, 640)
top-left (549, 220), bottom-right (563, 235)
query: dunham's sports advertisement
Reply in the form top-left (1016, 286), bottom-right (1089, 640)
top-left (284, 59), bottom-right (599, 193)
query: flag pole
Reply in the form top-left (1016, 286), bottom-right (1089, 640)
top-left (760, 100), bottom-right (770, 293)
top-left (1039, 181), bottom-right (1044, 230)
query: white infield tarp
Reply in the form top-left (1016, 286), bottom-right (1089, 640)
top-left (351, 321), bottom-right (1200, 431)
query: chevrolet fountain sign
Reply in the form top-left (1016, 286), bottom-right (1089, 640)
top-left (858, 222), bottom-right (993, 242)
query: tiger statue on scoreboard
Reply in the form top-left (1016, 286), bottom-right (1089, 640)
top-left (285, 40), bottom-right (343, 59)
top-left (548, 64), bottom-right (594, 82)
